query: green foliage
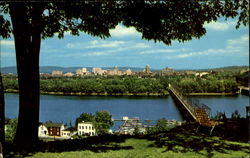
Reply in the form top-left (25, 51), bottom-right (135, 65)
top-left (133, 125), bottom-right (140, 136)
top-left (3, 75), bottom-right (240, 94)
top-left (39, 76), bottom-right (168, 95)
top-left (147, 118), bottom-right (171, 134)
top-left (5, 118), bottom-right (18, 143)
top-left (94, 110), bottom-right (113, 135)
top-left (1, 1), bottom-right (249, 44)
top-left (75, 113), bottom-right (94, 127)
top-left (167, 75), bottom-right (239, 93)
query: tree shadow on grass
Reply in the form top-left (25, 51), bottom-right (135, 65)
top-left (147, 122), bottom-right (249, 158)
top-left (5, 135), bottom-right (134, 158)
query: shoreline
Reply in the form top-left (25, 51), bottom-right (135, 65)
top-left (4, 89), bottom-right (239, 96)
top-left (186, 93), bottom-right (239, 96)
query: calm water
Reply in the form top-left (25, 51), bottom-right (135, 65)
top-left (5, 93), bottom-right (249, 128)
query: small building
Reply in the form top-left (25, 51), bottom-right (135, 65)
top-left (76, 69), bottom-right (83, 76)
top-left (92, 67), bottom-right (104, 75)
top-left (64, 72), bottom-right (74, 77)
top-left (61, 127), bottom-right (77, 138)
top-left (125, 69), bottom-right (132, 75)
top-left (78, 121), bottom-right (96, 136)
top-left (195, 72), bottom-right (209, 77)
top-left (38, 122), bottom-right (66, 137)
top-left (52, 71), bottom-right (63, 76)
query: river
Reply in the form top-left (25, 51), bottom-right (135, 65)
top-left (5, 93), bottom-right (249, 130)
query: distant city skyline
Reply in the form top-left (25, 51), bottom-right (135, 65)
top-left (0, 17), bottom-right (249, 69)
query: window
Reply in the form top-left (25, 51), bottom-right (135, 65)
top-left (85, 126), bottom-right (87, 129)
top-left (79, 126), bottom-right (81, 129)
top-left (82, 126), bottom-right (84, 129)
top-left (92, 132), bottom-right (94, 136)
top-left (89, 126), bottom-right (91, 130)
top-left (92, 127), bottom-right (94, 130)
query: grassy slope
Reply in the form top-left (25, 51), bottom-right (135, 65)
top-left (28, 138), bottom-right (249, 158)
top-left (27, 137), bottom-right (249, 158)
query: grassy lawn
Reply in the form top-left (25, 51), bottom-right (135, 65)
top-left (18, 137), bottom-right (248, 158)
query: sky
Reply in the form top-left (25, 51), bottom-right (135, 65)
top-left (0, 18), bottom-right (249, 70)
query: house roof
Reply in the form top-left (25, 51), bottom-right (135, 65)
top-left (43, 122), bottom-right (64, 128)
top-left (62, 127), bottom-right (77, 132)
top-left (78, 122), bottom-right (93, 125)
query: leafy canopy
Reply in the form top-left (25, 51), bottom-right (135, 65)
top-left (75, 110), bottom-right (113, 135)
top-left (0, 0), bottom-right (249, 45)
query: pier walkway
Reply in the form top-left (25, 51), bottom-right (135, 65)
top-left (168, 84), bottom-right (222, 135)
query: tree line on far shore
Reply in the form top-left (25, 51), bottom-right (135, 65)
top-left (3, 75), bottom-right (239, 94)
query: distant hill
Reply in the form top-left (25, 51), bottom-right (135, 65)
top-left (209, 66), bottom-right (249, 72)
top-left (1, 65), bottom-right (248, 74)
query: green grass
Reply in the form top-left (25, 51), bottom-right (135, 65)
top-left (25, 137), bottom-right (249, 158)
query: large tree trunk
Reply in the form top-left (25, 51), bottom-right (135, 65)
top-left (9, 3), bottom-right (43, 150)
top-left (0, 73), bottom-right (5, 156)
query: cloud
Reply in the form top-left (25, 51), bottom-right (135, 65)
top-left (110, 25), bottom-right (141, 37)
top-left (86, 40), bottom-right (125, 48)
top-left (0, 40), bottom-right (14, 46)
top-left (139, 48), bottom-right (189, 55)
top-left (227, 34), bottom-right (249, 46)
top-left (81, 52), bottom-right (109, 56)
top-left (165, 34), bottom-right (249, 59)
top-left (167, 48), bottom-right (242, 59)
top-left (204, 21), bottom-right (231, 31)
top-left (66, 40), bottom-right (125, 49)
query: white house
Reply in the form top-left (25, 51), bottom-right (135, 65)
top-left (78, 121), bottom-right (96, 136)
top-left (61, 127), bottom-right (77, 139)
top-left (38, 124), bottom-right (48, 137)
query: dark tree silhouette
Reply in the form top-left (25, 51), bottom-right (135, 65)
top-left (0, 73), bottom-right (5, 154)
top-left (0, 0), bottom-right (248, 150)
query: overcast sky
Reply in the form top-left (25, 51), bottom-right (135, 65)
top-left (0, 18), bottom-right (249, 70)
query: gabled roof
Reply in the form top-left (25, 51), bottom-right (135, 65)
top-left (43, 122), bottom-right (64, 128)
top-left (78, 121), bottom-right (94, 125)
top-left (62, 127), bottom-right (77, 132)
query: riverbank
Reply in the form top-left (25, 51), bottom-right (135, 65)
top-left (4, 89), bottom-right (169, 96)
top-left (4, 89), bottom-right (240, 96)
top-left (186, 93), bottom-right (239, 96)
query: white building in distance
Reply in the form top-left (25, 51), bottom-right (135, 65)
top-left (52, 71), bottom-right (63, 76)
top-left (78, 121), bottom-right (96, 136)
top-left (92, 67), bottom-right (104, 75)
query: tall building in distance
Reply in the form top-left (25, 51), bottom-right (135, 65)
top-left (143, 65), bottom-right (151, 74)
top-left (76, 67), bottom-right (88, 76)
